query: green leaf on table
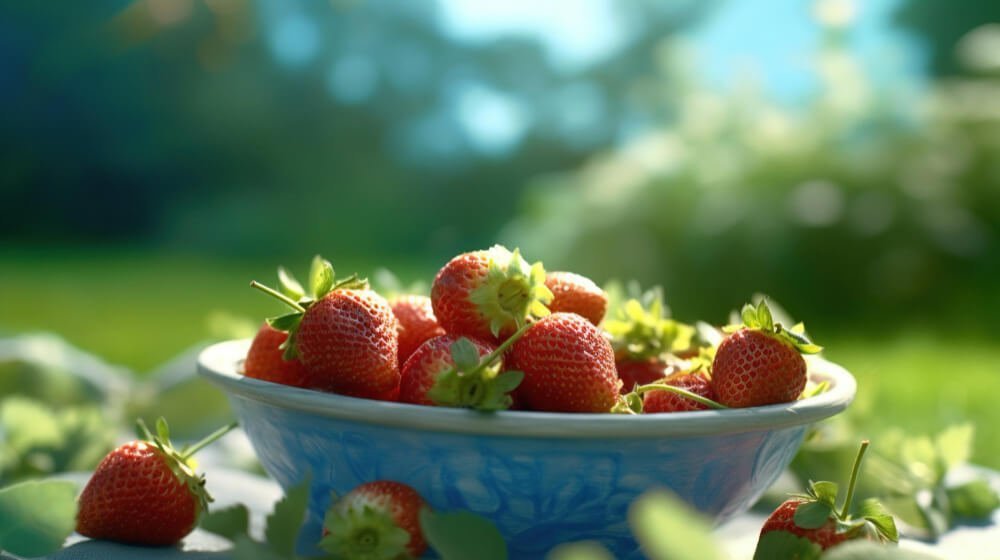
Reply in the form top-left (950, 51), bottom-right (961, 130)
top-left (0, 479), bottom-right (78, 557)
top-left (752, 531), bottom-right (822, 560)
top-left (823, 540), bottom-right (943, 560)
top-left (794, 500), bottom-right (835, 530)
top-left (946, 479), bottom-right (1000, 520)
top-left (231, 535), bottom-right (287, 560)
top-left (200, 504), bottom-right (250, 541)
top-left (629, 489), bottom-right (723, 560)
top-left (264, 478), bottom-right (310, 557)
top-left (420, 509), bottom-right (507, 560)
top-left (934, 424), bottom-right (973, 472)
top-left (546, 541), bottom-right (616, 560)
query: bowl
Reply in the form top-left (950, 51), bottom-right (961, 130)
top-left (197, 339), bottom-right (856, 559)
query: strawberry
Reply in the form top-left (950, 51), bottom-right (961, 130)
top-left (603, 286), bottom-right (695, 394)
top-left (252, 256), bottom-right (400, 399)
top-left (430, 245), bottom-right (552, 343)
top-left (755, 441), bottom-right (898, 558)
top-left (544, 271), bottom-right (607, 326)
top-left (507, 312), bottom-right (621, 412)
top-left (642, 371), bottom-right (717, 413)
top-left (76, 418), bottom-right (235, 546)
top-left (243, 322), bottom-right (311, 388)
top-left (399, 334), bottom-right (522, 410)
top-left (391, 294), bottom-right (446, 369)
top-left (321, 480), bottom-right (429, 560)
top-left (616, 357), bottom-right (675, 393)
top-left (712, 300), bottom-right (821, 408)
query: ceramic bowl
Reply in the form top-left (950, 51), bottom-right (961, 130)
top-left (197, 339), bottom-right (856, 559)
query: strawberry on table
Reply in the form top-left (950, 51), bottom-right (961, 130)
top-left (754, 440), bottom-right (898, 559)
top-left (391, 294), bottom-right (446, 369)
top-left (321, 480), bottom-right (429, 560)
top-left (603, 287), bottom-right (695, 393)
top-left (431, 245), bottom-right (553, 343)
top-left (507, 312), bottom-right (621, 413)
top-left (399, 334), bottom-right (522, 410)
top-left (544, 271), bottom-right (607, 326)
top-left (252, 256), bottom-right (400, 399)
top-left (76, 418), bottom-right (236, 546)
top-left (711, 299), bottom-right (822, 408)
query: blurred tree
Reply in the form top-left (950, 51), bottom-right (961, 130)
top-left (894, 0), bottom-right (1000, 76)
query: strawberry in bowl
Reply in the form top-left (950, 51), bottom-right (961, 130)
top-left (200, 247), bottom-right (857, 558)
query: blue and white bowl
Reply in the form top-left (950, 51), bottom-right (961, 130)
top-left (197, 339), bottom-right (856, 559)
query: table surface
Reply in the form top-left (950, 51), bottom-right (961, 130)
top-left (8, 439), bottom-right (998, 560)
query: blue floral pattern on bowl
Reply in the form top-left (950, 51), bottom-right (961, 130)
top-left (198, 340), bottom-right (855, 559)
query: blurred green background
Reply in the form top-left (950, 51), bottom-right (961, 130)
top-left (1, 0), bottom-right (999, 467)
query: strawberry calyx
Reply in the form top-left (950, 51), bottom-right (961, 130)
top-left (467, 245), bottom-right (553, 338)
top-left (789, 440), bottom-right (898, 543)
top-left (320, 502), bottom-right (413, 560)
top-left (251, 256), bottom-right (370, 360)
top-left (604, 286), bottom-right (695, 361)
top-left (426, 337), bottom-right (524, 411)
top-left (135, 417), bottom-right (237, 518)
top-left (724, 299), bottom-right (822, 355)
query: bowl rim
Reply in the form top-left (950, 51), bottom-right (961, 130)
top-left (198, 339), bottom-right (856, 439)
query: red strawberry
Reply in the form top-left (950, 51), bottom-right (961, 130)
top-left (755, 441), bottom-right (898, 558)
top-left (431, 245), bottom-right (552, 343)
top-left (643, 371), bottom-right (717, 413)
top-left (544, 271), bottom-right (607, 326)
top-left (507, 312), bottom-right (621, 412)
top-left (244, 322), bottom-right (311, 388)
top-left (252, 257), bottom-right (400, 399)
top-left (399, 334), bottom-right (522, 410)
top-left (321, 481), bottom-right (429, 560)
top-left (616, 357), bottom-right (674, 393)
top-left (296, 288), bottom-right (399, 398)
top-left (391, 294), bottom-right (446, 369)
top-left (76, 418), bottom-right (234, 546)
top-left (712, 300), bottom-right (821, 408)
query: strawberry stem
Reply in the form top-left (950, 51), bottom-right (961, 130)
top-left (180, 421), bottom-right (239, 460)
top-left (838, 439), bottom-right (870, 520)
top-left (631, 382), bottom-right (729, 410)
top-left (250, 280), bottom-right (306, 313)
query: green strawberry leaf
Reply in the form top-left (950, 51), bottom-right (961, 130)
top-left (753, 531), bottom-right (823, 560)
top-left (629, 489), bottom-right (724, 560)
top-left (309, 255), bottom-right (335, 299)
top-left (794, 500), bottom-right (835, 530)
top-left (946, 479), bottom-right (1000, 520)
top-left (934, 424), bottom-right (973, 473)
top-left (494, 370), bottom-right (525, 393)
top-left (822, 540), bottom-right (942, 560)
top-left (277, 267), bottom-right (305, 301)
top-left (547, 541), bottom-right (616, 560)
top-left (756, 300), bottom-right (774, 330)
top-left (265, 478), bottom-right (310, 557)
top-left (0, 479), bottom-right (78, 557)
top-left (267, 311), bottom-right (303, 333)
top-left (450, 338), bottom-right (482, 372)
top-left (231, 534), bottom-right (287, 560)
top-left (809, 480), bottom-right (840, 506)
top-left (741, 303), bottom-right (758, 329)
top-left (420, 509), bottom-right (507, 560)
top-left (200, 504), bottom-right (250, 541)
top-left (858, 498), bottom-right (899, 542)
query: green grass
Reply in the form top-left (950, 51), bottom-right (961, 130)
top-left (2, 249), bottom-right (998, 468)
